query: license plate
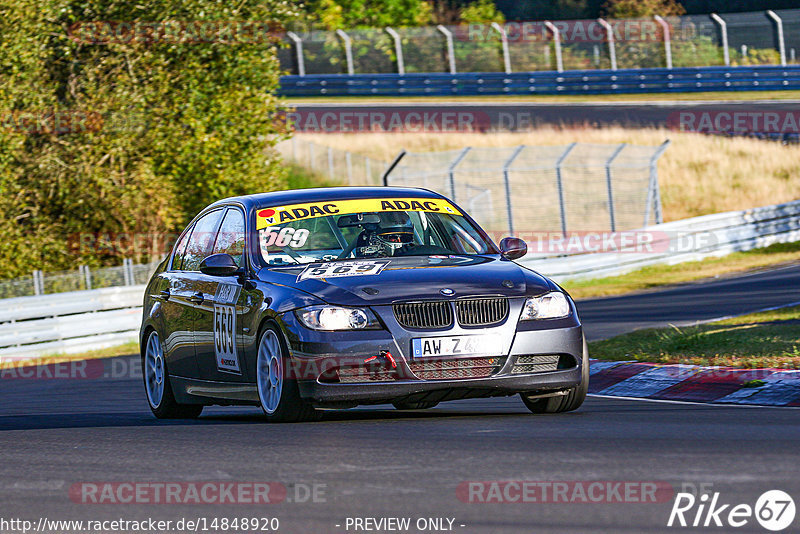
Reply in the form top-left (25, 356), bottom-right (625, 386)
top-left (411, 335), bottom-right (499, 359)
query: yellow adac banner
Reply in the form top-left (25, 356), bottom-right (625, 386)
top-left (256, 197), bottom-right (461, 230)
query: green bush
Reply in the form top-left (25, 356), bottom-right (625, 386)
top-left (0, 0), bottom-right (298, 278)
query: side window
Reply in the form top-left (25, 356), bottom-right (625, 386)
top-left (171, 226), bottom-right (193, 271)
top-left (213, 208), bottom-right (246, 267)
top-left (182, 209), bottom-right (224, 272)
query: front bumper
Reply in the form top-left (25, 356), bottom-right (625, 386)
top-left (283, 307), bottom-right (585, 406)
top-left (298, 366), bottom-right (582, 406)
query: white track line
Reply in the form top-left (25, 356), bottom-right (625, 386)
top-left (588, 393), bottom-right (800, 409)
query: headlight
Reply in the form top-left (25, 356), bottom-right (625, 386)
top-left (520, 292), bottom-right (571, 320)
top-left (295, 305), bottom-right (381, 331)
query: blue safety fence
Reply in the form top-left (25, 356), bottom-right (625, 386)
top-left (279, 65), bottom-right (800, 97)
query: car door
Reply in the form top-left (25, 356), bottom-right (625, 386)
top-left (179, 208), bottom-right (226, 380)
top-left (193, 206), bottom-right (250, 382)
top-left (153, 224), bottom-right (201, 379)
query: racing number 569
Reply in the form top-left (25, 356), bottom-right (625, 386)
top-left (215, 305), bottom-right (235, 354)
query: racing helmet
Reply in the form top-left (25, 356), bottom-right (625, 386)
top-left (374, 211), bottom-right (414, 255)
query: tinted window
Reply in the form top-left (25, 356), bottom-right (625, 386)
top-left (213, 208), bottom-right (246, 267)
top-left (257, 209), bottom-right (495, 265)
top-left (182, 209), bottom-right (224, 272)
top-left (171, 226), bottom-right (193, 271)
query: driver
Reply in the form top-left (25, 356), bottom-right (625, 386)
top-left (355, 211), bottom-right (415, 257)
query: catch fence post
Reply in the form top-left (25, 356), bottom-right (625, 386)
top-left (597, 19), bottom-right (617, 70)
top-left (766, 10), bottom-right (787, 66)
top-left (286, 31), bottom-right (306, 76)
top-left (645, 140), bottom-right (670, 226)
top-left (654, 16), bottom-right (673, 69)
top-left (555, 143), bottom-right (576, 237)
top-left (436, 25), bottom-right (457, 74)
top-left (447, 147), bottom-right (472, 201)
top-left (385, 28), bottom-right (405, 75)
top-left (544, 22), bottom-right (563, 72)
top-left (710, 14), bottom-right (730, 66)
top-left (490, 22), bottom-right (512, 73)
top-left (605, 143), bottom-right (627, 232)
top-left (502, 145), bottom-right (525, 235)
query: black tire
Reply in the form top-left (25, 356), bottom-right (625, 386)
top-left (142, 330), bottom-right (203, 419)
top-left (392, 401), bottom-right (439, 410)
top-left (256, 324), bottom-right (319, 423)
top-left (520, 337), bottom-right (589, 414)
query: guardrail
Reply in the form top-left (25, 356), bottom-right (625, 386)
top-left (0, 285), bottom-right (144, 362)
top-left (279, 65), bottom-right (800, 97)
top-left (520, 199), bottom-right (800, 282)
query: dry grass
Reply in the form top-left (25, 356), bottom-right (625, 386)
top-left (298, 128), bottom-right (800, 222)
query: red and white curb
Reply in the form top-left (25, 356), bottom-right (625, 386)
top-left (588, 359), bottom-right (800, 406)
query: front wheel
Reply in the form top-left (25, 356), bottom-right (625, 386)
top-left (256, 325), bottom-right (318, 423)
top-left (142, 330), bottom-right (203, 419)
top-left (521, 337), bottom-right (589, 414)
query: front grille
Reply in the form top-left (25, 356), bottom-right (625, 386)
top-left (336, 366), bottom-right (396, 383)
top-left (456, 297), bottom-right (509, 327)
top-left (409, 357), bottom-right (505, 380)
top-left (394, 301), bottom-right (453, 329)
top-left (510, 354), bottom-right (560, 375)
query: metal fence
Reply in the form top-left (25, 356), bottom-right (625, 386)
top-left (278, 138), bottom-right (669, 234)
top-left (383, 143), bottom-right (669, 235)
top-left (0, 259), bottom-right (160, 299)
top-left (278, 9), bottom-right (800, 76)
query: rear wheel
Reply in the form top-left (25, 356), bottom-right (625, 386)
top-left (143, 330), bottom-right (203, 419)
top-left (392, 401), bottom-right (439, 410)
top-left (256, 325), bottom-right (318, 423)
top-left (521, 337), bottom-right (589, 414)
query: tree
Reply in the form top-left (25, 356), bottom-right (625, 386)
top-left (304, 0), bottom-right (434, 30)
top-left (602, 0), bottom-right (685, 18)
top-left (0, 0), bottom-right (297, 277)
top-left (460, 0), bottom-right (505, 24)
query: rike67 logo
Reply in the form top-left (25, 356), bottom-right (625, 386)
top-left (668, 490), bottom-right (795, 531)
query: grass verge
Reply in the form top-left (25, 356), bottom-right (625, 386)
top-left (589, 306), bottom-right (800, 368)
top-left (564, 241), bottom-right (800, 300)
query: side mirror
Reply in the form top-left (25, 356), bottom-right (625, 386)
top-left (199, 253), bottom-right (239, 276)
top-left (499, 237), bottom-right (527, 260)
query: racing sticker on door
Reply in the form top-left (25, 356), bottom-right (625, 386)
top-left (214, 283), bottom-right (241, 373)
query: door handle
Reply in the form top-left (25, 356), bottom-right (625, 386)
top-left (189, 292), bottom-right (204, 304)
top-left (159, 289), bottom-right (171, 300)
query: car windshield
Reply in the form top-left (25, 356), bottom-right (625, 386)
top-left (255, 197), bottom-right (496, 265)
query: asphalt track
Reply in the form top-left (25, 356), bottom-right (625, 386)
top-left (2, 263), bottom-right (799, 533)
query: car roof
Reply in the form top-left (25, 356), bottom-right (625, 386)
top-left (209, 186), bottom-right (447, 211)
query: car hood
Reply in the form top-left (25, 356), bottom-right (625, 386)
top-left (258, 255), bottom-right (554, 307)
